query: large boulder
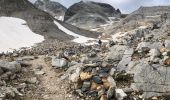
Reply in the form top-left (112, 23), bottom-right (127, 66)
top-left (128, 59), bottom-right (170, 98)
top-left (0, 61), bottom-right (21, 73)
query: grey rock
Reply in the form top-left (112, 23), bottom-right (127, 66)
top-left (109, 68), bottom-right (116, 76)
top-left (92, 76), bottom-right (102, 84)
top-left (124, 48), bottom-right (134, 55)
top-left (106, 45), bottom-right (128, 61)
top-left (80, 56), bottom-right (89, 63)
top-left (107, 76), bottom-right (116, 88)
top-left (117, 55), bottom-right (132, 71)
top-left (69, 72), bottom-right (80, 82)
top-left (99, 72), bottom-right (109, 78)
top-left (51, 57), bottom-right (67, 68)
top-left (107, 87), bottom-right (115, 99)
top-left (0, 67), bottom-right (4, 75)
top-left (115, 89), bottom-right (127, 100)
top-left (130, 60), bottom-right (170, 98)
top-left (149, 49), bottom-right (161, 61)
top-left (27, 77), bottom-right (38, 84)
top-left (98, 88), bottom-right (105, 97)
top-left (165, 40), bottom-right (170, 48)
top-left (82, 81), bottom-right (91, 90)
top-left (0, 72), bottom-right (13, 81)
top-left (122, 88), bottom-right (134, 93)
top-left (35, 70), bottom-right (45, 75)
top-left (0, 61), bottom-right (21, 73)
top-left (137, 42), bottom-right (162, 51)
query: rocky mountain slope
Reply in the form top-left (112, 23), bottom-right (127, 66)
top-left (64, 1), bottom-right (121, 30)
top-left (34, 0), bottom-right (66, 21)
top-left (105, 6), bottom-right (170, 34)
top-left (0, 0), bottom-right (100, 41)
top-left (0, 0), bottom-right (72, 40)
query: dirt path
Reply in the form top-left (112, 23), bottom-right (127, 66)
top-left (28, 56), bottom-right (77, 100)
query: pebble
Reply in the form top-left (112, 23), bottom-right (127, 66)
top-left (92, 76), bottom-right (103, 84)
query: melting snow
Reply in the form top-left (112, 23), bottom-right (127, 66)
top-left (54, 21), bottom-right (99, 45)
top-left (0, 17), bottom-right (44, 53)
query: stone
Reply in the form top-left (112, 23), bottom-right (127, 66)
top-left (162, 52), bottom-right (168, 56)
top-left (106, 45), bottom-right (128, 61)
top-left (107, 76), bottom-right (116, 88)
top-left (100, 95), bottom-right (107, 100)
top-left (90, 82), bottom-right (100, 90)
top-left (80, 72), bottom-right (92, 80)
top-left (35, 70), bottom-right (45, 75)
top-left (27, 77), bottom-right (38, 84)
top-left (51, 57), bottom-right (67, 68)
top-left (109, 68), bottom-right (116, 76)
top-left (124, 48), bottom-right (134, 55)
top-left (88, 51), bottom-right (97, 57)
top-left (80, 56), bottom-right (89, 63)
top-left (164, 58), bottom-right (170, 65)
top-left (0, 61), bottom-right (21, 73)
top-left (92, 76), bottom-right (103, 84)
top-left (122, 88), bottom-right (134, 93)
top-left (130, 60), bottom-right (170, 98)
top-left (99, 72), bottom-right (109, 78)
top-left (115, 89), bottom-right (127, 100)
top-left (82, 81), bottom-right (91, 90)
top-left (137, 42), bottom-right (162, 51)
top-left (149, 49), bottom-right (161, 61)
top-left (0, 67), bottom-right (4, 75)
top-left (36, 65), bottom-right (43, 70)
top-left (0, 72), bottom-right (12, 81)
top-left (98, 87), bottom-right (105, 97)
top-left (107, 87), bottom-right (115, 99)
top-left (70, 73), bottom-right (80, 82)
top-left (117, 55), bottom-right (132, 71)
top-left (165, 40), bottom-right (170, 48)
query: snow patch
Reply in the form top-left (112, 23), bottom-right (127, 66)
top-left (54, 21), bottom-right (98, 45)
top-left (0, 17), bottom-right (44, 53)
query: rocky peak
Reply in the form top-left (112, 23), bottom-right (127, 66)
top-left (64, 1), bottom-right (121, 30)
top-left (34, 0), bottom-right (67, 20)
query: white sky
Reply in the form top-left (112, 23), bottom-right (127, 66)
top-left (29, 0), bottom-right (170, 13)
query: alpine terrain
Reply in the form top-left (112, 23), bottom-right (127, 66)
top-left (0, 0), bottom-right (170, 100)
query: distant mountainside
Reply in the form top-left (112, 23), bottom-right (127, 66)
top-left (34, 0), bottom-right (66, 21)
top-left (64, 1), bottom-right (121, 30)
top-left (0, 0), bottom-right (100, 41)
top-left (105, 6), bottom-right (170, 34)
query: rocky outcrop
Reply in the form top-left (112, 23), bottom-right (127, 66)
top-left (64, 1), bottom-right (121, 30)
top-left (34, 0), bottom-right (66, 21)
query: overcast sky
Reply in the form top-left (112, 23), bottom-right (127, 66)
top-left (29, 0), bottom-right (170, 13)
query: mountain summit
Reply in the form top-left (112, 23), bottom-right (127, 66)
top-left (64, 1), bottom-right (121, 30)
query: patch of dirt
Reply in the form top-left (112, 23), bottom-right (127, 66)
top-left (23, 56), bottom-right (78, 100)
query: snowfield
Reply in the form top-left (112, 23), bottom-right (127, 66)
top-left (54, 21), bottom-right (97, 44)
top-left (0, 17), bottom-right (44, 53)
